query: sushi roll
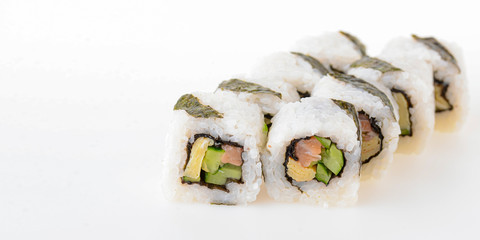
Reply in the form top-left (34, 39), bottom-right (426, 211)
top-left (381, 35), bottom-right (468, 131)
top-left (348, 55), bottom-right (435, 154)
top-left (291, 31), bottom-right (366, 73)
top-left (162, 92), bottom-right (265, 205)
top-left (247, 51), bottom-right (329, 97)
top-left (216, 78), bottom-right (299, 115)
top-left (263, 97), bottom-right (361, 207)
top-left (215, 77), bottom-right (300, 128)
top-left (312, 72), bottom-right (400, 180)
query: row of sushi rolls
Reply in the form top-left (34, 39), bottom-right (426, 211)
top-left (162, 31), bottom-right (467, 206)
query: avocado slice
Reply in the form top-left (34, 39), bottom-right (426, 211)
top-left (392, 91), bottom-right (412, 136)
top-left (182, 175), bottom-right (200, 183)
top-left (201, 147), bottom-right (224, 173)
top-left (263, 123), bottom-right (269, 133)
top-left (315, 162), bottom-right (332, 184)
top-left (315, 136), bottom-right (332, 148)
top-left (219, 163), bottom-right (242, 180)
top-left (321, 143), bottom-right (344, 175)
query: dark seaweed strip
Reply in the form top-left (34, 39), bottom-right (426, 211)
top-left (174, 94), bottom-right (223, 118)
top-left (193, 133), bottom-right (242, 149)
top-left (329, 72), bottom-right (396, 121)
top-left (412, 34), bottom-right (460, 73)
top-left (290, 52), bottom-right (330, 76)
top-left (285, 137), bottom-right (307, 161)
top-left (218, 79), bottom-right (282, 99)
top-left (264, 114), bottom-right (273, 129)
top-left (182, 173), bottom-right (244, 193)
top-left (330, 67), bottom-right (345, 74)
top-left (297, 90), bottom-right (311, 99)
top-left (350, 56), bottom-right (402, 73)
top-left (210, 202), bottom-right (236, 206)
top-left (339, 31), bottom-right (367, 56)
top-left (332, 99), bottom-right (361, 142)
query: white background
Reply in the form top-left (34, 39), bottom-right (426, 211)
top-left (1, 0), bottom-right (479, 239)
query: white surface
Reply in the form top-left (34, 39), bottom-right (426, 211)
top-left (1, 0), bottom-right (479, 239)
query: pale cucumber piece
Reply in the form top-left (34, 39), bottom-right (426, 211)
top-left (204, 164), bottom-right (242, 185)
top-left (315, 162), bottom-right (332, 184)
top-left (361, 134), bottom-right (381, 163)
top-left (183, 137), bottom-right (213, 179)
top-left (220, 164), bottom-right (242, 180)
top-left (204, 171), bottom-right (227, 185)
top-left (434, 82), bottom-right (452, 112)
top-left (321, 144), bottom-right (344, 175)
top-left (392, 91), bottom-right (412, 136)
top-left (201, 147), bottom-right (224, 173)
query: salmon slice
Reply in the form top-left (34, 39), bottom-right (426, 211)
top-left (359, 113), bottom-right (377, 141)
top-left (221, 144), bottom-right (243, 166)
top-left (359, 113), bottom-right (373, 132)
top-left (295, 136), bottom-right (322, 167)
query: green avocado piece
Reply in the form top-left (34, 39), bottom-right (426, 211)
top-left (219, 164), bottom-right (242, 180)
top-left (321, 143), bottom-right (344, 175)
top-left (315, 136), bottom-right (332, 148)
top-left (315, 162), bottom-right (332, 184)
top-left (263, 123), bottom-right (269, 133)
top-left (400, 129), bottom-right (410, 136)
top-left (201, 147), bottom-right (225, 173)
top-left (183, 175), bottom-right (200, 183)
top-left (205, 171), bottom-right (227, 185)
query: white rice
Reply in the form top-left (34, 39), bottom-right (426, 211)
top-left (263, 97), bottom-right (361, 207)
top-left (247, 52), bottom-right (325, 94)
top-left (291, 31), bottom-right (364, 73)
top-left (161, 91), bottom-right (265, 205)
top-left (348, 55), bottom-right (435, 154)
top-left (380, 36), bottom-right (468, 132)
top-left (311, 74), bottom-right (400, 180)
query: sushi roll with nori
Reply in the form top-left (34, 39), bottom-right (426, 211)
top-left (162, 92), bottom-right (265, 205)
top-left (215, 77), bottom-right (300, 128)
top-left (247, 52), bottom-right (329, 97)
top-left (263, 97), bottom-right (361, 206)
top-left (291, 31), bottom-right (366, 73)
top-left (381, 35), bottom-right (468, 131)
top-left (348, 55), bottom-right (435, 154)
top-left (312, 72), bottom-right (400, 180)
